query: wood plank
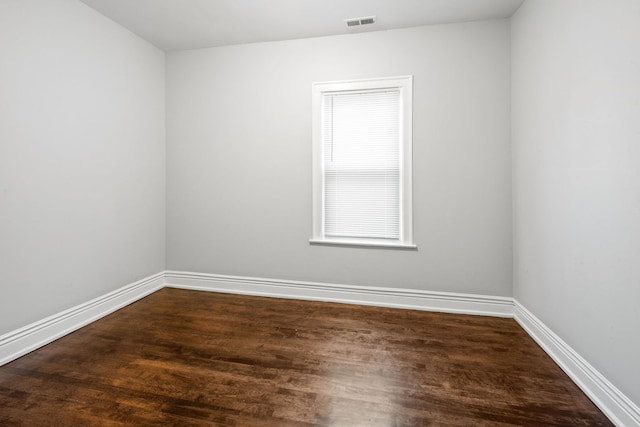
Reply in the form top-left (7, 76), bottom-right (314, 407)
top-left (0, 288), bottom-right (613, 426)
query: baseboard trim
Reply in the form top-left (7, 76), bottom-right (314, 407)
top-left (514, 300), bottom-right (640, 427)
top-left (1, 270), bottom-right (636, 427)
top-left (164, 270), bottom-right (514, 317)
top-left (0, 272), bottom-right (165, 366)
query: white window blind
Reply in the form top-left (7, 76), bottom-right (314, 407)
top-left (311, 76), bottom-right (414, 249)
top-left (322, 90), bottom-right (401, 240)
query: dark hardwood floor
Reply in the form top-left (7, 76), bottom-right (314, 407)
top-left (0, 288), bottom-right (612, 426)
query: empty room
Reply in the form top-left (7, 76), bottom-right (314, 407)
top-left (1, 0), bottom-right (638, 425)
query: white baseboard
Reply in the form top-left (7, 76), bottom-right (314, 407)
top-left (514, 300), bottom-right (640, 427)
top-left (164, 270), bottom-right (514, 317)
top-left (166, 270), bottom-right (638, 426)
top-left (1, 269), bottom-right (636, 427)
top-left (0, 272), bottom-right (165, 366)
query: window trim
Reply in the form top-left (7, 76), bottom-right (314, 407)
top-left (310, 75), bottom-right (415, 249)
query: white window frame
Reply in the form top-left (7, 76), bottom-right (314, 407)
top-left (310, 76), bottom-right (415, 249)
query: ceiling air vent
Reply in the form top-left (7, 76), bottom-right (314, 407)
top-left (345, 16), bottom-right (376, 27)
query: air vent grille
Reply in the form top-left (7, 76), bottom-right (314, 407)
top-left (345, 16), bottom-right (376, 28)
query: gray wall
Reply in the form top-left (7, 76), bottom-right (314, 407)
top-left (0, 0), bottom-right (166, 335)
top-left (166, 20), bottom-right (512, 296)
top-left (512, 0), bottom-right (640, 405)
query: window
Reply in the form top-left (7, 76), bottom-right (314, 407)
top-left (311, 76), bottom-right (415, 249)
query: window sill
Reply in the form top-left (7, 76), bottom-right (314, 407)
top-left (309, 238), bottom-right (418, 250)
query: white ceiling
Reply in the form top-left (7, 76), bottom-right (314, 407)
top-left (79, 0), bottom-right (525, 52)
